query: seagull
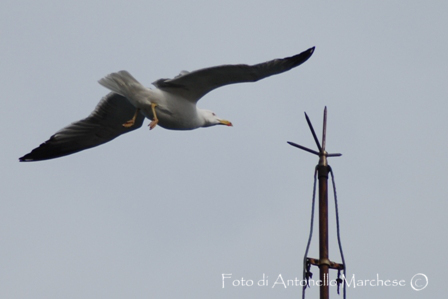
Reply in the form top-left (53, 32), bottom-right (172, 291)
top-left (19, 47), bottom-right (314, 162)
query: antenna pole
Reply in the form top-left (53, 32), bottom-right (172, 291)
top-left (287, 107), bottom-right (344, 299)
top-left (318, 163), bottom-right (330, 299)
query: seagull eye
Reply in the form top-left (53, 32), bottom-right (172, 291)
top-left (212, 112), bottom-right (216, 116)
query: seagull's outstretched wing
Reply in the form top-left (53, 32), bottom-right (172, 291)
top-left (19, 93), bottom-right (144, 162)
top-left (153, 47), bottom-right (314, 102)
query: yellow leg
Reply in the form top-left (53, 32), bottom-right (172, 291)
top-left (122, 108), bottom-right (140, 128)
top-left (148, 103), bottom-right (159, 130)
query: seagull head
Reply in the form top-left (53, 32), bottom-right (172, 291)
top-left (199, 109), bottom-right (233, 128)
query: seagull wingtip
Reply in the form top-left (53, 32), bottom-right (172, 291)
top-left (307, 46), bottom-right (315, 55)
top-left (18, 154), bottom-right (33, 162)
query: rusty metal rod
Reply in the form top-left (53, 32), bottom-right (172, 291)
top-left (318, 164), bottom-right (330, 299)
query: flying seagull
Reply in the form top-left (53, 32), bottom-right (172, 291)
top-left (19, 47), bottom-right (314, 162)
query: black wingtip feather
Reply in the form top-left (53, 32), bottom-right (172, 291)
top-left (18, 138), bottom-right (73, 162)
top-left (18, 156), bottom-right (30, 162)
top-left (290, 46), bottom-right (315, 68)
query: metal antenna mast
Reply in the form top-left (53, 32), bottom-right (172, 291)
top-left (288, 107), bottom-right (345, 299)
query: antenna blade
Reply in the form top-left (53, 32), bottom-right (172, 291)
top-left (305, 112), bottom-right (322, 152)
top-left (327, 153), bottom-right (342, 157)
top-left (287, 141), bottom-right (320, 156)
top-left (322, 107), bottom-right (327, 151)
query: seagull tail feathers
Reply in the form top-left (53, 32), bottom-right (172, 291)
top-left (98, 70), bottom-right (146, 98)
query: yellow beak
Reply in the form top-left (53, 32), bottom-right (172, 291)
top-left (219, 119), bottom-right (233, 126)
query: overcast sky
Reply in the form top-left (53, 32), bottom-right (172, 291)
top-left (1, 1), bottom-right (446, 298)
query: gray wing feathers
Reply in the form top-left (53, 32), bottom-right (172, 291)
top-left (19, 93), bottom-right (144, 162)
top-left (153, 47), bottom-right (315, 102)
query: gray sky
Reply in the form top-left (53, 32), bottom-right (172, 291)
top-left (1, 1), bottom-right (446, 298)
